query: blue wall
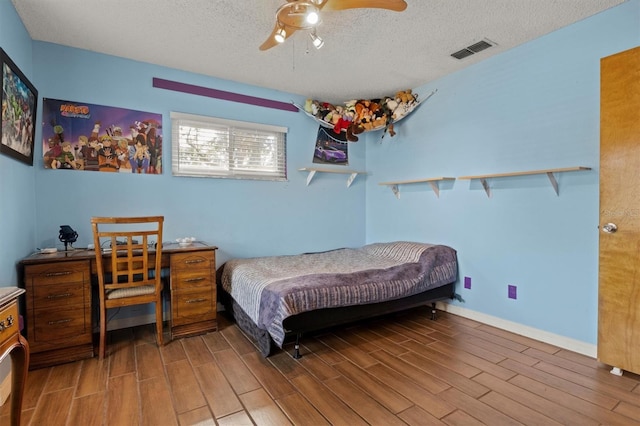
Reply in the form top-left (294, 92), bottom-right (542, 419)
top-left (30, 44), bottom-right (367, 264)
top-left (365, 0), bottom-right (639, 345)
top-left (0, 0), bottom-right (38, 387)
top-left (1, 0), bottom-right (639, 351)
top-left (0, 0), bottom-right (37, 285)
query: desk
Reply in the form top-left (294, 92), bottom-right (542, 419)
top-left (0, 287), bottom-right (28, 426)
top-left (20, 242), bottom-right (217, 369)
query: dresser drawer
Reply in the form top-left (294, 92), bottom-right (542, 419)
top-left (25, 260), bottom-right (89, 285)
top-left (30, 281), bottom-right (87, 310)
top-left (172, 269), bottom-right (212, 290)
top-left (32, 305), bottom-right (90, 343)
top-left (173, 288), bottom-right (216, 324)
top-left (170, 251), bottom-right (215, 272)
top-left (0, 301), bottom-right (19, 346)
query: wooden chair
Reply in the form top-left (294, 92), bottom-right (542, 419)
top-left (91, 216), bottom-right (164, 359)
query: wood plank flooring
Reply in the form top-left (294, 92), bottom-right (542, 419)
top-left (2, 307), bottom-right (639, 425)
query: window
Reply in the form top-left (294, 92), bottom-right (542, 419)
top-left (171, 112), bottom-right (287, 181)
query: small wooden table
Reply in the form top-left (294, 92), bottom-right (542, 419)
top-left (0, 287), bottom-right (29, 426)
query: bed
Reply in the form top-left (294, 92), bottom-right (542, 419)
top-left (219, 241), bottom-right (458, 358)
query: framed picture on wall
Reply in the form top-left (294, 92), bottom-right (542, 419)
top-left (1, 47), bottom-right (38, 166)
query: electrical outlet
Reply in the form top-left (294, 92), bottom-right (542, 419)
top-left (464, 276), bottom-right (472, 289)
top-left (508, 285), bottom-right (517, 299)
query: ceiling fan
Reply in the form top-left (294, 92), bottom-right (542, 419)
top-left (260, 0), bottom-right (408, 51)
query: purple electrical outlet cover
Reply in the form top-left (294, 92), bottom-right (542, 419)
top-left (464, 276), bottom-right (471, 289)
top-left (508, 285), bottom-right (517, 299)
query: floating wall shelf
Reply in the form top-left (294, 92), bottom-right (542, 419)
top-left (299, 167), bottom-right (366, 188)
top-left (379, 177), bottom-right (456, 199)
top-left (458, 166), bottom-right (591, 197)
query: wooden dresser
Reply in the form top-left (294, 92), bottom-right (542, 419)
top-left (0, 287), bottom-right (29, 426)
top-left (20, 242), bottom-right (217, 369)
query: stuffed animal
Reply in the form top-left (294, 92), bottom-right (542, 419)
top-left (308, 99), bottom-right (320, 116)
top-left (391, 90), bottom-right (418, 121)
top-left (346, 123), bottom-right (359, 142)
top-left (318, 102), bottom-right (334, 119)
top-left (369, 100), bottom-right (387, 129)
top-left (395, 89), bottom-right (415, 104)
top-left (344, 100), bottom-right (357, 121)
top-left (324, 105), bottom-right (343, 125)
top-left (304, 99), bottom-right (314, 114)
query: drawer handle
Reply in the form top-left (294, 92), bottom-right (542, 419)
top-left (0, 316), bottom-right (14, 331)
top-left (45, 271), bottom-right (73, 277)
top-left (184, 259), bottom-right (205, 264)
top-left (186, 298), bottom-right (207, 304)
top-left (185, 277), bottom-right (205, 283)
top-left (47, 319), bottom-right (72, 325)
top-left (47, 292), bottom-right (73, 299)
top-left (0, 316), bottom-right (13, 332)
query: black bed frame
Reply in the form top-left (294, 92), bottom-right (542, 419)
top-left (218, 280), bottom-right (456, 359)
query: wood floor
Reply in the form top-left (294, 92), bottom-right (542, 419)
top-left (2, 307), bottom-right (640, 425)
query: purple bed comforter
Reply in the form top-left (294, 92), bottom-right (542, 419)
top-left (221, 241), bottom-right (458, 346)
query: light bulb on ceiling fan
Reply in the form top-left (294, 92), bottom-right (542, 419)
top-left (274, 26), bottom-right (287, 43)
top-left (306, 9), bottom-right (319, 25)
top-left (309, 30), bottom-right (324, 49)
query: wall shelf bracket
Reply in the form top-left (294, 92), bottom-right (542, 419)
top-left (480, 178), bottom-right (492, 197)
top-left (346, 172), bottom-right (358, 188)
top-left (305, 169), bottom-right (317, 186)
top-left (546, 172), bottom-right (559, 195)
top-left (391, 184), bottom-right (400, 199)
top-left (427, 181), bottom-right (441, 198)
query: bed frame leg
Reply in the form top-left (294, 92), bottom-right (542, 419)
top-left (431, 303), bottom-right (438, 320)
top-left (293, 333), bottom-right (302, 359)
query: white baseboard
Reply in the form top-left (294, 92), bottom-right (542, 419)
top-left (0, 371), bottom-right (10, 407)
top-left (436, 302), bottom-right (597, 358)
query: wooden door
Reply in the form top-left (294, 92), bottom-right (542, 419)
top-left (598, 46), bottom-right (640, 375)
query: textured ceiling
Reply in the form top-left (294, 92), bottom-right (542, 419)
top-left (12, 0), bottom-right (626, 104)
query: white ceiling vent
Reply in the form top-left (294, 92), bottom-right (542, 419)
top-left (451, 39), bottom-right (494, 60)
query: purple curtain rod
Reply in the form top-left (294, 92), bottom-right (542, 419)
top-left (152, 77), bottom-right (298, 112)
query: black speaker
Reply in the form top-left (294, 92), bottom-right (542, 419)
top-left (58, 225), bottom-right (78, 251)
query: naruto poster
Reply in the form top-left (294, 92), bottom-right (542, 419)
top-left (42, 98), bottom-right (162, 174)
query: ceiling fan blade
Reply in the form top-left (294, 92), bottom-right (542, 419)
top-left (322, 0), bottom-right (407, 12)
top-left (259, 23), bottom-right (299, 51)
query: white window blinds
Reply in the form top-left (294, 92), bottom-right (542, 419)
top-left (171, 112), bottom-right (287, 181)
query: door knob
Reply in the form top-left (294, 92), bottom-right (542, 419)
top-left (602, 223), bottom-right (618, 233)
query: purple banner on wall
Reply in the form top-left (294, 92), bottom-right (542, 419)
top-left (152, 77), bottom-right (298, 112)
top-left (42, 98), bottom-right (162, 174)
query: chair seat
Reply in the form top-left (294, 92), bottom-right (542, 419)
top-left (106, 285), bottom-right (156, 300)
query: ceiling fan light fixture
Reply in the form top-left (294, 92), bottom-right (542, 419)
top-left (310, 31), bottom-right (324, 49)
top-left (274, 26), bottom-right (287, 43)
top-left (262, 0), bottom-right (408, 51)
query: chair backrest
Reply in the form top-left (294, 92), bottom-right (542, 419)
top-left (90, 216), bottom-right (164, 294)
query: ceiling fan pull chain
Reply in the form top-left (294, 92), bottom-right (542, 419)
top-left (292, 39), bottom-right (296, 71)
